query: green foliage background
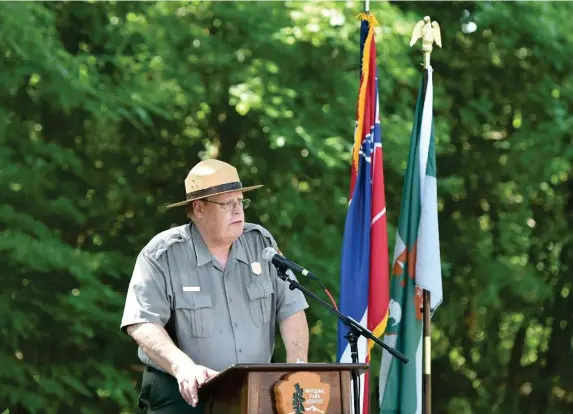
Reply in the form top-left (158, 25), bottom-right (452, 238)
top-left (2, 1), bottom-right (573, 413)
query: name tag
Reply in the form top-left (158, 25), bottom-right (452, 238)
top-left (183, 286), bottom-right (201, 292)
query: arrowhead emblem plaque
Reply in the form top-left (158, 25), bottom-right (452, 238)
top-left (274, 372), bottom-right (330, 414)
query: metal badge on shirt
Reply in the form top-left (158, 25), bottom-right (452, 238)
top-left (250, 261), bottom-right (262, 275)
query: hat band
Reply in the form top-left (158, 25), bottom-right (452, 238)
top-left (186, 181), bottom-right (243, 200)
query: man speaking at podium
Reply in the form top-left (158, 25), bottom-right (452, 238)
top-left (120, 159), bottom-right (309, 413)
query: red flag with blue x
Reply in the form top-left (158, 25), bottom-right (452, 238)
top-left (337, 13), bottom-right (390, 414)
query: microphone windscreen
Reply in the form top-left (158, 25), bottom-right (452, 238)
top-left (262, 247), bottom-right (277, 262)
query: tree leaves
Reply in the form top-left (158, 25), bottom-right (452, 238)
top-left (2, 1), bottom-right (573, 413)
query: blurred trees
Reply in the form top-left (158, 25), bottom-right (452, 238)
top-left (1, 1), bottom-right (573, 413)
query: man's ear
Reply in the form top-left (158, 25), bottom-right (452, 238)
top-left (193, 200), bottom-right (204, 219)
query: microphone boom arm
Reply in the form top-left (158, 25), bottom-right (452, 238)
top-left (273, 263), bottom-right (409, 364)
top-left (268, 258), bottom-right (408, 414)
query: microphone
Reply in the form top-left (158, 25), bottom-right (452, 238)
top-left (262, 247), bottom-right (316, 278)
top-left (262, 247), bottom-right (339, 311)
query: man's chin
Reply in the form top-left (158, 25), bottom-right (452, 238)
top-left (229, 221), bottom-right (244, 235)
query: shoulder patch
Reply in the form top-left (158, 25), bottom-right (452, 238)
top-left (143, 224), bottom-right (189, 260)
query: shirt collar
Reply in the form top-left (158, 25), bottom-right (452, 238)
top-left (190, 223), bottom-right (249, 267)
top-left (190, 223), bottom-right (213, 267)
top-left (229, 237), bottom-right (249, 265)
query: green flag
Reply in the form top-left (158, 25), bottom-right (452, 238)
top-left (379, 67), bottom-right (443, 413)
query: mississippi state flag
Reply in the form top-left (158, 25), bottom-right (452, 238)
top-left (337, 13), bottom-right (390, 414)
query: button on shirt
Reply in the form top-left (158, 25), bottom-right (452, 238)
top-left (120, 222), bottom-right (309, 372)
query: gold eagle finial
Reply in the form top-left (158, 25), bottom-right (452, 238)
top-left (410, 16), bottom-right (442, 68)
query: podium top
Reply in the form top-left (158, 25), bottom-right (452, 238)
top-left (219, 362), bottom-right (368, 372)
top-left (200, 362), bottom-right (369, 393)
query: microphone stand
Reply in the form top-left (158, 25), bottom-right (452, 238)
top-left (273, 264), bottom-right (409, 414)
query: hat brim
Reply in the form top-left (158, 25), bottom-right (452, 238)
top-left (165, 185), bottom-right (263, 209)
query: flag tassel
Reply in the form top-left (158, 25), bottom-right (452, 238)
top-left (352, 12), bottom-right (379, 172)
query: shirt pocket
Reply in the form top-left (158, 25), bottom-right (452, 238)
top-left (175, 292), bottom-right (214, 338)
top-left (246, 280), bottom-right (274, 328)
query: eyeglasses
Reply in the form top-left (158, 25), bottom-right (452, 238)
top-left (204, 198), bottom-right (251, 212)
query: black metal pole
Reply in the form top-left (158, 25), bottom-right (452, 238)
top-left (345, 329), bottom-right (361, 414)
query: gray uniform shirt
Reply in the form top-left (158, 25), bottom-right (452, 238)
top-left (120, 222), bottom-right (309, 372)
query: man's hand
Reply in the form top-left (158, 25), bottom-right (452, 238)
top-left (126, 323), bottom-right (219, 406)
top-left (174, 359), bottom-right (219, 407)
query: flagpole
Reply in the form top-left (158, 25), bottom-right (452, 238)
top-left (422, 51), bottom-right (432, 414)
top-left (410, 15), bottom-right (442, 414)
top-left (364, 0), bottom-right (370, 13)
top-left (422, 289), bottom-right (431, 414)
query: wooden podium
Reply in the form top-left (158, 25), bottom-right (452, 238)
top-left (199, 362), bottom-right (369, 414)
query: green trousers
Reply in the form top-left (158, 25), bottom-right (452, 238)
top-left (138, 366), bottom-right (205, 413)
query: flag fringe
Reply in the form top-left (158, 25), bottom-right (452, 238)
top-left (367, 309), bottom-right (389, 358)
top-left (356, 12), bottom-right (380, 27)
top-left (352, 13), bottom-right (379, 171)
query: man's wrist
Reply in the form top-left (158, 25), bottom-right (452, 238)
top-left (171, 353), bottom-right (196, 377)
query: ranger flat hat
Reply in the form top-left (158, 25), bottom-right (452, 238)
top-left (166, 159), bottom-right (263, 208)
